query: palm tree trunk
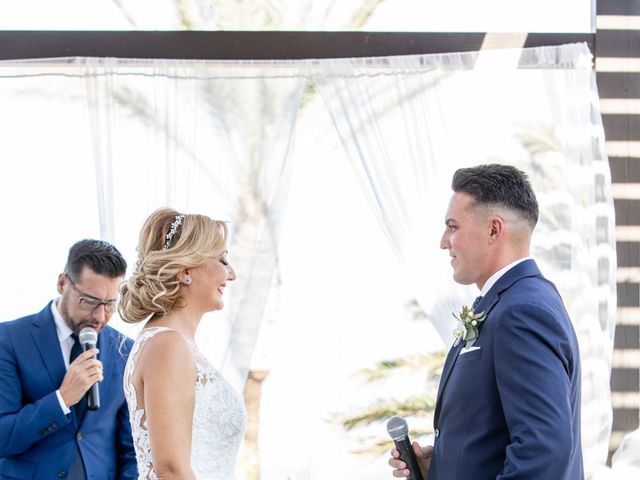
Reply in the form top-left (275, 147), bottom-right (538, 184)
top-left (242, 369), bottom-right (270, 480)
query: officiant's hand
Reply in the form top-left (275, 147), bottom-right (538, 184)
top-left (59, 348), bottom-right (103, 407)
top-left (388, 442), bottom-right (432, 478)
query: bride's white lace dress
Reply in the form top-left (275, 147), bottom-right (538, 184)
top-left (124, 327), bottom-right (247, 480)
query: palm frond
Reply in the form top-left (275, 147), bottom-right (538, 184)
top-left (109, 0), bottom-right (138, 27)
top-left (338, 395), bottom-right (435, 430)
top-left (349, 427), bottom-right (433, 455)
top-left (175, 0), bottom-right (197, 29)
top-left (513, 123), bottom-right (561, 155)
top-left (350, 0), bottom-right (388, 28)
top-left (108, 86), bottom-right (232, 197)
top-left (405, 297), bottom-right (429, 321)
top-left (355, 351), bottom-right (446, 382)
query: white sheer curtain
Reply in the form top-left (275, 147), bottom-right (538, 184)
top-left (84, 57), bottom-right (307, 390)
top-left (0, 57), bottom-right (307, 391)
top-left (312, 42), bottom-right (615, 476)
top-left (0, 43), bottom-right (617, 478)
top-left (0, 61), bottom-right (103, 318)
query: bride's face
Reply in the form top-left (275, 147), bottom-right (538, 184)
top-left (189, 250), bottom-right (235, 312)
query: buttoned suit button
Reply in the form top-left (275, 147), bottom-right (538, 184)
top-left (434, 428), bottom-right (440, 438)
top-left (77, 432), bottom-right (82, 441)
top-left (57, 471), bottom-right (67, 478)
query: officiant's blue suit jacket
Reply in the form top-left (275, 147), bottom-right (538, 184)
top-left (0, 302), bottom-right (137, 479)
top-left (430, 260), bottom-right (583, 480)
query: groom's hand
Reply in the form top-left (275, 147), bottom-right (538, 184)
top-left (59, 348), bottom-right (103, 407)
top-left (388, 442), bottom-right (432, 478)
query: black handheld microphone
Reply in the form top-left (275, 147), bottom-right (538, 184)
top-left (79, 327), bottom-right (100, 410)
top-left (387, 416), bottom-right (424, 480)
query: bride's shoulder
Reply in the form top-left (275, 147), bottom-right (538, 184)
top-left (135, 327), bottom-right (196, 376)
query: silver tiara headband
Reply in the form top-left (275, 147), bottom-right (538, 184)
top-left (163, 214), bottom-right (185, 250)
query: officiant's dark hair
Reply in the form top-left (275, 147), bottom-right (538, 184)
top-left (452, 163), bottom-right (539, 230)
top-left (65, 239), bottom-right (127, 281)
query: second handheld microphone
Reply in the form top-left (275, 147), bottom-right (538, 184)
top-left (387, 416), bottom-right (424, 480)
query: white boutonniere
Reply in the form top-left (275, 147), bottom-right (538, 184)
top-left (452, 305), bottom-right (486, 348)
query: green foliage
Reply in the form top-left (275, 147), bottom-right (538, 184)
top-left (334, 349), bottom-right (445, 456)
top-left (340, 395), bottom-right (436, 431)
top-left (355, 352), bottom-right (446, 382)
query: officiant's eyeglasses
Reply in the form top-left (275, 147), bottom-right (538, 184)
top-left (65, 274), bottom-right (117, 313)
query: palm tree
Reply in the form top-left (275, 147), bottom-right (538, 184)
top-left (331, 297), bottom-right (445, 457)
top-left (105, 2), bottom-right (391, 478)
top-left (332, 350), bottom-right (444, 456)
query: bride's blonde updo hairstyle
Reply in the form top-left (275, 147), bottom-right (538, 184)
top-left (118, 208), bottom-right (229, 323)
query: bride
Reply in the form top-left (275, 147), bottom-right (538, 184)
top-left (119, 208), bottom-right (247, 480)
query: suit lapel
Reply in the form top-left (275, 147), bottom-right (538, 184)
top-left (434, 340), bottom-right (464, 423)
top-left (31, 302), bottom-right (93, 430)
top-left (433, 259), bottom-right (543, 423)
top-left (97, 331), bottom-right (112, 382)
top-left (432, 291), bottom-right (500, 424)
top-left (30, 303), bottom-right (67, 392)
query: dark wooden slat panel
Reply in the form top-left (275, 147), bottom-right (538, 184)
top-left (617, 241), bottom-right (640, 266)
top-left (598, 0), bottom-right (640, 15)
top-left (610, 157), bottom-right (640, 183)
top-left (595, 29), bottom-right (640, 57)
top-left (0, 31), bottom-right (594, 60)
top-left (614, 199), bottom-right (640, 225)
top-left (614, 325), bottom-right (640, 349)
top-left (603, 114), bottom-right (640, 141)
top-left (611, 367), bottom-right (640, 391)
top-left (597, 72), bottom-right (640, 98)
top-left (617, 282), bottom-right (640, 307)
top-left (612, 407), bottom-right (640, 430)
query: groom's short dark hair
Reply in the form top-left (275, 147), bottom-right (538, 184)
top-left (452, 163), bottom-right (539, 229)
top-left (65, 239), bottom-right (127, 281)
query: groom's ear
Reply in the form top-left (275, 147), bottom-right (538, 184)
top-left (487, 217), bottom-right (504, 242)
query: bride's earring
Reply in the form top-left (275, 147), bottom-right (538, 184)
top-left (183, 276), bottom-right (192, 286)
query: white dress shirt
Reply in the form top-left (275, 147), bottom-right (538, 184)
top-left (479, 256), bottom-right (533, 297)
top-left (51, 299), bottom-right (73, 415)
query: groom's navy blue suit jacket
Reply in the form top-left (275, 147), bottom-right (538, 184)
top-left (0, 302), bottom-right (137, 479)
top-left (430, 260), bottom-right (583, 480)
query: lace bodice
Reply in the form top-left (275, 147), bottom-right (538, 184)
top-left (124, 327), bottom-right (247, 480)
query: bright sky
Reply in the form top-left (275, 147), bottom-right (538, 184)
top-left (0, 0), bottom-right (593, 32)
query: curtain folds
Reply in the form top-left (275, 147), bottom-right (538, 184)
top-left (0, 57), bottom-right (307, 391)
top-left (311, 42), bottom-right (614, 473)
top-left (0, 42), bottom-right (615, 477)
top-left (81, 58), bottom-right (308, 390)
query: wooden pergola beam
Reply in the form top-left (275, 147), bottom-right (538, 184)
top-left (0, 31), bottom-right (594, 60)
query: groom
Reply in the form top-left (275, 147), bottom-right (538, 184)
top-left (0, 239), bottom-right (136, 479)
top-left (389, 164), bottom-right (583, 479)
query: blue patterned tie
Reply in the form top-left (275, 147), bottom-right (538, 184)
top-left (472, 295), bottom-right (483, 311)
